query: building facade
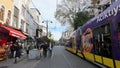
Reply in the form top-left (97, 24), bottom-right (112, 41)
top-left (13, 0), bottom-right (42, 47)
top-left (0, 0), bottom-right (42, 60)
top-left (29, 8), bottom-right (41, 38)
top-left (0, 0), bottom-right (27, 60)
top-left (0, 0), bottom-right (14, 25)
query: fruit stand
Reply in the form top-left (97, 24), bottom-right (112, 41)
top-left (0, 47), bottom-right (6, 60)
top-left (0, 44), bottom-right (8, 61)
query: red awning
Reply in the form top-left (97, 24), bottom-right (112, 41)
top-left (0, 24), bottom-right (26, 39)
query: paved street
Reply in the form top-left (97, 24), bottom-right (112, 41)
top-left (0, 46), bottom-right (99, 68)
top-left (34, 46), bottom-right (99, 68)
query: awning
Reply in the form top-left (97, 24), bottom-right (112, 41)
top-left (0, 24), bottom-right (26, 39)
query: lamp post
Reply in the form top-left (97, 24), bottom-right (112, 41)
top-left (42, 20), bottom-right (52, 37)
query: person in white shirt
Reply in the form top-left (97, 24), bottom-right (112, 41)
top-left (48, 42), bottom-right (53, 57)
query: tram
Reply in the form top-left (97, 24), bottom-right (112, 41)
top-left (65, 0), bottom-right (120, 68)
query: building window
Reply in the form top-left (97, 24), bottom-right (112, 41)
top-left (21, 5), bottom-right (25, 17)
top-left (13, 6), bottom-right (19, 28)
top-left (0, 5), bottom-right (5, 21)
top-left (6, 10), bottom-right (11, 25)
top-left (21, 20), bottom-right (25, 31)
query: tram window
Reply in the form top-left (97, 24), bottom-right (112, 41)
top-left (93, 27), bottom-right (101, 55)
top-left (101, 24), bottom-right (110, 34)
top-left (93, 23), bottom-right (112, 58)
top-left (102, 24), bottom-right (112, 58)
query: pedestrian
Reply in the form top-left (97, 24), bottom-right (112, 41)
top-left (48, 42), bottom-right (53, 57)
top-left (26, 44), bottom-right (30, 57)
top-left (14, 42), bottom-right (22, 63)
top-left (10, 43), bottom-right (15, 58)
top-left (40, 42), bottom-right (48, 58)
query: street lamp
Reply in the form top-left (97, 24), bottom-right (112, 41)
top-left (42, 20), bottom-right (52, 37)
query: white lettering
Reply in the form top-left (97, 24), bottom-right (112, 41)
top-left (113, 6), bottom-right (119, 16)
top-left (108, 10), bottom-right (111, 16)
top-left (97, 4), bottom-right (120, 22)
top-left (111, 9), bottom-right (114, 15)
top-left (102, 13), bottom-right (106, 20)
top-left (97, 17), bottom-right (100, 22)
top-left (105, 13), bottom-right (108, 18)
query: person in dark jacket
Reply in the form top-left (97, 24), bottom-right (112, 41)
top-left (40, 42), bottom-right (48, 58)
top-left (14, 42), bottom-right (22, 63)
top-left (10, 44), bottom-right (15, 58)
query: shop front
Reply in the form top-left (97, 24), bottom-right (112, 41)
top-left (0, 24), bottom-right (26, 60)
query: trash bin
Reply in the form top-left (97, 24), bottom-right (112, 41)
top-left (28, 49), bottom-right (40, 60)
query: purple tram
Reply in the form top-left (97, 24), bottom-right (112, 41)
top-left (66, 0), bottom-right (120, 68)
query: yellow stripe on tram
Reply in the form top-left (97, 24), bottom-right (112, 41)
top-left (94, 55), bottom-right (102, 64)
top-left (84, 52), bottom-right (94, 61)
top-left (115, 60), bottom-right (120, 68)
top-left (77, 50), bottom-right (83, 57)
top-left (103, 57), bottom-right (114, 68)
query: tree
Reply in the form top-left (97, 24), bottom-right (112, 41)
top-left (55, 0), bottom-right (92, 29)
top-left (73, 11), bottom-right (91, 30)
top-left (55, 0), bottom-right (83, 26)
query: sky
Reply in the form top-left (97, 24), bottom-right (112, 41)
top-left (30, 0), bottom-right (67, 41)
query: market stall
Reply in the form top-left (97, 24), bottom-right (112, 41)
top-left (0, 40), bottom-right (9, 61)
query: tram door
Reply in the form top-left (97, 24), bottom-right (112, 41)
top-left (93, 23), bottom-right (112, 64)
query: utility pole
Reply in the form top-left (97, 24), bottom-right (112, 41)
top-left (42, 20), bottom-right (52, 37)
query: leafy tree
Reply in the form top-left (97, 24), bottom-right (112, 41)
top-left (55, 0), bottom-right (92, 29)
top-left (73, 11), bottom-right (91, 30)
top-left (55, 0), bottom-right (82, 26)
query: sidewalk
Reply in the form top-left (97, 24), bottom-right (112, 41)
top-left (0, 54), bottom-right (26, 68)
top-left (0, 49), bottom-right (41, 68)
top-left (8, 59), bottom-right (40, 68)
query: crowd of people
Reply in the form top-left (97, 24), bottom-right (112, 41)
top-left (0, 36), bottom-right (54, 63)
top-left (9, 41), bottom-right (54, 63)
top-left (39, 42), bottom-right (53, 58)
top-left (9, 42), bottom-right (23, 63)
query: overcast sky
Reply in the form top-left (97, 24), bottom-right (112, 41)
top-left (30, 0), bottom-right (66, 40)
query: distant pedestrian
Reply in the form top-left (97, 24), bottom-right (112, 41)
top-left (14, 42), bottom-right (22, 63)
top-left (26, 45), bottom-right (30, 57)
top-left (48, 43), bottom-right (53, 57)
top-left (40, 42), bottom-right (48, 58)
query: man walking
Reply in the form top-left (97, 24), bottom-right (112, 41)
top-left (40, 42), bottom-right (48, 58)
